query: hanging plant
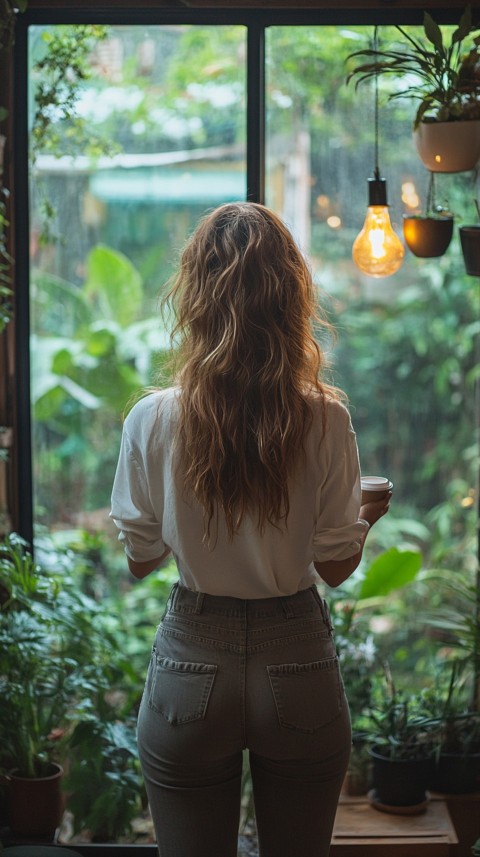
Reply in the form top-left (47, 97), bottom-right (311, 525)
top-left (0, 1), bottom-right (28, 56)
top-left (347, 7), bottom-right (480, 172)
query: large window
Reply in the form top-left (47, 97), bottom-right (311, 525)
top-left (20, 11), bottom-right (478, 686)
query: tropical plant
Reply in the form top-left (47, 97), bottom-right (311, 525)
top-left (0, 534), bottom-right (74, 776)
top-left (0, 531), bottom-right (150, 840)
top-left (423, 564), bottom-right (480, 711)
top-left (332, 546), bottom-right (423, 723)
top-left (347, 7), bottom-right (480, 127)
top-left (64, 712), bottom-right (143, 841)
top-left (0, 532), bottom-right (120, 778)
top-left (367, 665), bottom-right (439, 761)
top-left (31, 242), bottom-right (170, 523)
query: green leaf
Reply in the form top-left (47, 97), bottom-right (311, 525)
top-left (358, 548), bottom-right (423, 600)
top-left (423, 12), bottom-right (443, 53)
top-left (51, 347), bottom-right (75, 375)
top-left (452, 6), bottom-right (473, 44)
top-left (84, 245), bottom-right (143, 328)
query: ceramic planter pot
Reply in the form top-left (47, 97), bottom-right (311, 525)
top-left (414, 120), bottom-right (480, 173)
top-left (7, 762), bottom-right (64, 840)
top-left (369, 745), bottom-right (433, 808)
top-left (403, 215), bottom-right (454, 258)
top-left (459, 225), bottom-right (480, 276)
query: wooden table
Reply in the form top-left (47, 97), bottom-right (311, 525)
top-left (331, 794), bottom-right (459, 856)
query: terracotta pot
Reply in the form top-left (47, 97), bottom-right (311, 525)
top-left (459, 225), bottom-right (480, 276)
top-left (413, 120), bottom-right (480, 173)
top-left (403, 215), bottom-right (454, 258)
top-left (7, 762), bottom-right (64, 840)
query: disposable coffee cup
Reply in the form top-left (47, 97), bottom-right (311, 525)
top-left (361, 476), bottom-right (393, 504)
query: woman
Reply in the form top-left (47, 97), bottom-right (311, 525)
top-left (110, 202), bottom-right (391, 857)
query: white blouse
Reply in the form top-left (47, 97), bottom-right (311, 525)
top-left (110, 387), bottom-right (368, 598)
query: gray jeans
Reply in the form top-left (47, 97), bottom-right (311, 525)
top-left (137, 583), bottom-right (351, 857)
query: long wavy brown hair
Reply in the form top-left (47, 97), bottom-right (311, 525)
top-left (164, 202), bottom-right (340, 539)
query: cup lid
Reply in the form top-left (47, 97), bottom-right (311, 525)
top-left (361, 476), bottom-right (393, 490)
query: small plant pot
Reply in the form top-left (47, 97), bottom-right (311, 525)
top-left (7, 762), bottom-right (64, 840)
top-left (459, 225), bottom-right (480, 276)
top-left (430, 751), bottom-right (480, 795)
top-left (403, 215), bottom-right (454, 258)
top-left (414, 120), bottom-right (480, 173)
top-left (369, 745), bottom-right (433, 808)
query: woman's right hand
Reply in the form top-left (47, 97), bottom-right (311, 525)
top-left (360, 491), bottom-right (392, 528)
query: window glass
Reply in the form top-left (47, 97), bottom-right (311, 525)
top-left (29, 23), bottom-right (246, 533)
top-left (265, 25), bottom-right (478, 677)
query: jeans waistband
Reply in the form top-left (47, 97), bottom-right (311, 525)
top-left (167, 582), bottom-right (331, 625)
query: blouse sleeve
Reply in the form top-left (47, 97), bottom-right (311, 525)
top-left (312, 405), bottom-right (369, 562)
top-left (110, 421), bottom-right (167, 562)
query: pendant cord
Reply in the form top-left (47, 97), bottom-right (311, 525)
top-left (426, 171), bottom-right (435, 214)
top-left (374, 25), bottom-right (380, 181)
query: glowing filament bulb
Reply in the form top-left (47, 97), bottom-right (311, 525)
top-left (352, 177), bottom-right (404, 278)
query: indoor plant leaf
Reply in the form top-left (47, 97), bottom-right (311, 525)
top-left (358, 548), bottom-right (422, 600)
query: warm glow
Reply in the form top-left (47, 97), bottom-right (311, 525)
top-left (401, 181), bottom-right (420, 210)
top-left (316, 194), bottom-right (330, 209)
top-left (352, 205), bottom-right (404, 277)
top-left (327, 215), bottom-right (341, 229)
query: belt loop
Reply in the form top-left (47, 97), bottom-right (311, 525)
top-left (311, 586), bottom-right (333, 632)
top-left (280, 596), bottom-right (295, 619)
top-left (321, 597), bottom-right (334, 634)
top-left (165, 581), bottom-right (179, 616)
top-left (194, 591), bottom-right (205, 614)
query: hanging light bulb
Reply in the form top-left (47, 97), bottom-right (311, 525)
top-left (352, 168), bottom-right (405, 277)
top-left (352, 27), bottom-right (404, 278)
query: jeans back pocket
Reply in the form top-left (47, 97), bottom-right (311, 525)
top-left (148, 653), bottom-right (217, 725)
top-left (267, 657), bottom-right (343, 733)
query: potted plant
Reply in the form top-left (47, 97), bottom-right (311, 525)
top-left (366, 666), bottom-right (438, 811)
top-left (0, 535), bottom-right (69, 838)
top-left (423, 662), bottom-right (480, 795)
top-left (403, 172), bottom-right (454, 257)
top-left (0, 533), bottom-right (118, 840)
top-left (433, 709), bottom-right (480, 793)
top-left (347, 7), bottom-right (480, 173)
top-left (328, 547), bottom-right (424, 797)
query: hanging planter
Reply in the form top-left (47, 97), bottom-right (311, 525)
top-left (414, 120), bottom-right (480, 173)
top-left (404, 214), bottom-right (454, 257)
top-left (459, 224), bottom-right (480, 276)
top-left (403, 172), bottom-right (454, 258)
top-left (459, 198), bottom-right (480, 276)
top-left (347, 8), bottom-right (480, 175)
